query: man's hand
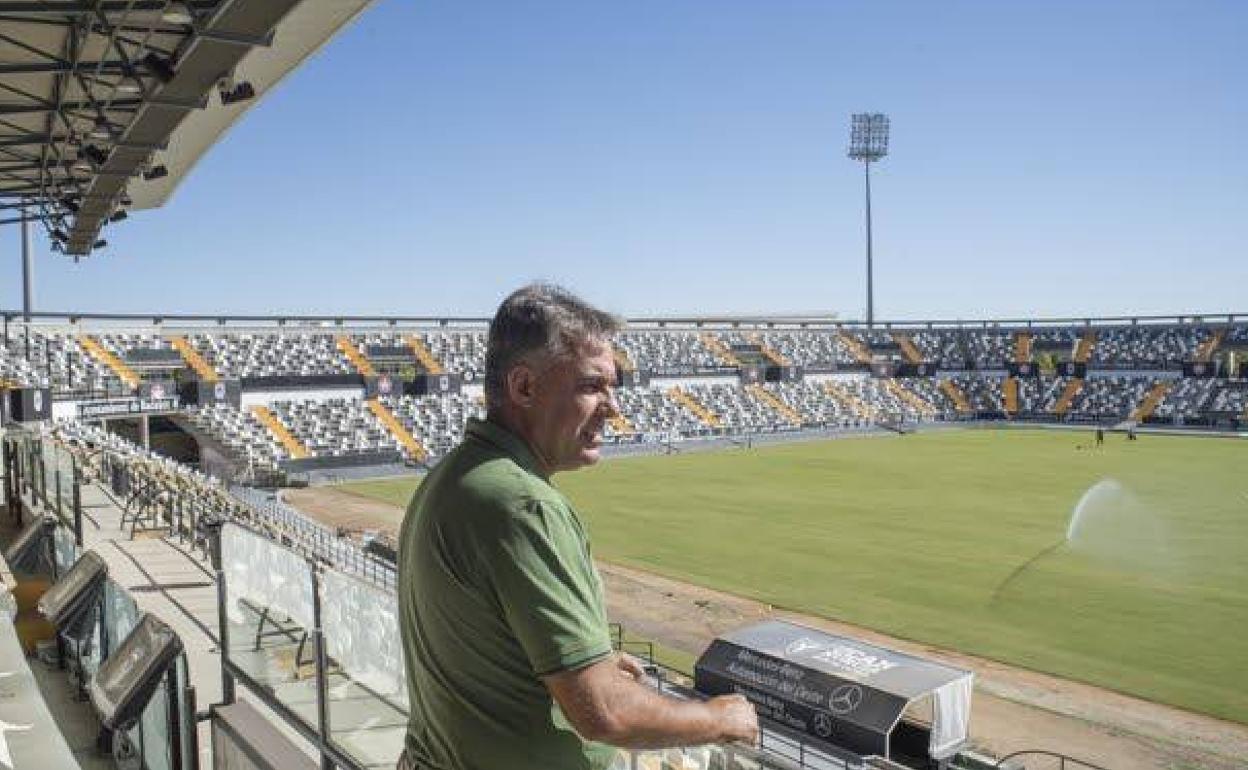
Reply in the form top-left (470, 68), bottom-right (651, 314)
top-left (707, 695), bottom-right (759, 745)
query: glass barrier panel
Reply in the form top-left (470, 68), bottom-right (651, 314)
top-left (53, 524), bottom-right (77, 576)
top-left (321, 569), bottom-right (407, 768)
top-left (137, 670), bottom-right (172, 770)
top-left (220, 523), bottom-right (320, 734)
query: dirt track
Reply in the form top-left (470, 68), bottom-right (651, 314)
top-left (285, 485), bottom-right (1248, 770)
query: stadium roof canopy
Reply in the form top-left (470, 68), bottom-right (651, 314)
top-left (0, 0), bottom-right (373, 257)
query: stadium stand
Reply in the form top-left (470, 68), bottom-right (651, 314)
top-left (607, 385), bottom-right (707, 438)
top-left (1066, 375), bottom-right (1155, 421)
top-left (615, 331), bottom-right (725, 372)
top-left (950, 375), bottom-right (1003, 413)
top-left (1153, 378), bottom-right (1217, 421)
top-left (268, 398), bottom-right (400, 458)
top-left (185, 403), bottom-right (289, 469)
top-left (754, 331), bottom-right (858, 368)
top-left (1091, 326), bottom-right (1213, 367)
top-left (190, 332), bottom-right (355, 379)
top-left (1208, 384), bottom-right (1248, 416)
top-left (762, 382), bottom-right (858, 427)
top-left (382, 393), bottom-right (485, 459)
top-left (2, 329), bottom-right (127, 394)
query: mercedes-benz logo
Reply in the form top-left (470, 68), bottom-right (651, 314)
top-left (829, 684), bottom-right (863, 715)
top-left (812, 712), bottom-right (834, 737)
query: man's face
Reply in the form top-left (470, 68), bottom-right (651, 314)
top-left (526, 338), bottom-right (618, 475)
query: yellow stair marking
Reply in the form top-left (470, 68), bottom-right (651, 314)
top-left (668, 387), bottom-right (723, 428)
top-left (613, 345), bottom-right (635, 373)
top-left (366, 398), bottom-right (427, 462)
top-left (336, 335), bottom-right (377, 377)
top-left (1002, 376), bottom-right (1019, 415)
top-left (822, 381), bottom-right (877, 420)
top-left (939, 379), bottom-right (973, 414)
top-left (1015, 331), bottom-right (1033, 363)
top-left (1129, 381), bottom-right (1172, 422)
top-left (78, 334), bottom-right (140, 388)
top-left (746, 384), bottom-right (803, 425)
top-left (608, 414), bottom-right (635, 434)
top-left (891, 333), bottom-right (923, 364)
top-left (699, 333), bottom-right (740, 366)
top-left (836, 331), bottom-right (873, 364)
top-left (745, 332), bottom-right (790, 366)
top-left (884, 378), bottom-right (936, 416)
top-left (405, 335), bottom-right (445, 375)
top-left (1053, 378), bottom-right (1085, 416)
top-left (250, 405), bottom-right (311, 459)
top-left (1194, 329), bottom-right (1225, 362)
top-left (170, 335), bottom-right (219, 381)
top-left (1074, 330), bottom-right (1096, 363)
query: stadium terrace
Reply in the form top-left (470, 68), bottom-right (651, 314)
top-left (2, 308), bottom-right (1247, 770)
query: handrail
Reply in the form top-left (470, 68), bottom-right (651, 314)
top-left (994, 750), bottom-right (1112, 769)
top-left (2, 308), bottom-right (1246, 329)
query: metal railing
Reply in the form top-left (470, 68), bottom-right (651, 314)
top-left (994, 750), bottom-right (1111, 769)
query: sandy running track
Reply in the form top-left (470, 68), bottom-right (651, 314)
top-left (283, 485), bottom-right (1248, 770)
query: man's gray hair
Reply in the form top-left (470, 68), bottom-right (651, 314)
top-left (484, 283), bottom-right (623, 410)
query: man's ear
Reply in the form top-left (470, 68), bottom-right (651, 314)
top-left (506, 362), bottom-right (537, 408)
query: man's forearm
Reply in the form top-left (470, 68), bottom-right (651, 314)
top-left (594, 679), bottom-right (731, 749)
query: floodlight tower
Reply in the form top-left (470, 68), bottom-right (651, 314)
top-left (847, 113), bottom-right (889, 326)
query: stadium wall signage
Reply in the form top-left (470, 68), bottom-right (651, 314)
top-left (78, 397), bottom-right (179, 419)
top-left (695, 620), bottom-right (973, 761)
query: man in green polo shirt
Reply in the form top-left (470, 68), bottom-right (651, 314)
top-left (398, 284), bottom-right (758, 770)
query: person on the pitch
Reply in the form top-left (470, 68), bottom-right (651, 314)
top-left (1095, 427), bottom-right (1104, 446)
top-left (396, 284), bottom-right (758, 770)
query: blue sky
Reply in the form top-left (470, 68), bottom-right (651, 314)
top-left (4, 1), bottom-right (1246, 321)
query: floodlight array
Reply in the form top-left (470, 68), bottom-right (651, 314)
top-left (848, 113), bottom-right (890, 162)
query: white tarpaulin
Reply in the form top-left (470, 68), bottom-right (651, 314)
top-left (929, 673), bottom-right (974, 759)
top-left (320, 568), bottom-right (407, 708)
top-left (222, 524), bottom-right (315, 630)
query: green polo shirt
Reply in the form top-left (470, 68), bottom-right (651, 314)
top-left (398, 417), bottom-right (617, 770)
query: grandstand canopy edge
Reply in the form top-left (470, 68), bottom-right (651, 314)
top-left (0, 0), bottom-right (376, 255)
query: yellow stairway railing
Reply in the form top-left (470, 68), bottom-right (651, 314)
top-left (1002, 376), bottom-right (1019, 415)
top-left (884, 378), bottom-right (936, 416)
top-left (170, 335), bottom-right (219, 381)
top-left (891, 333), bottom-right (923, 364)
top-left (1129, 381), bottom-right (1171, 422)
top-left (822, 381), bottom-right (877, 420)
top-left (613, 346), bottom-right (635, 374)
top-left (1074, 331), bottom-right (1096, 363)
top-left (405, 335), bottom-right (445, 374)
top-left (366, 398), bottom-right (427, 462)
top-left (78, 335), bottom-right (140, 388)
top-left (250, 405), bottom-right (311, 459)
top-left (939, 379), bottom-right (973, 414)
top-left (1014, 331), bottom-right (1033, 364)
top-left (1194, 329), bottom-right (1225, 362)
top-left (1053, 378), bottom-right (1085, 416)
top-left (668, 387), bottom-right (722, 428)
top-left (336, 335), bottom-right (377, 377)
top-left (746, 384), bottom-right (803, 425)
top-left (836, 331), bottom-right (873, 364)
top-left (607, 414), bottom-right (635, 435)
top-left (699, 333), bottom-right (740, 366)
top-left (745, 332), bottom-right (790, 366)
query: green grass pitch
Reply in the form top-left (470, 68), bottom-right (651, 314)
top-left (339, 428), bottom-right (1248, 723)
